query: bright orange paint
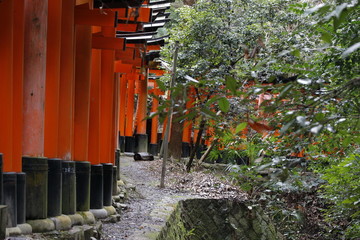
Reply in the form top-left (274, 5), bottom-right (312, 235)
top-left (0, 0), bottom-right (14, 171)
top-left (12, 0), bottom-right (25, 172)
top-left (22, 0), bottom-right (48, 157)
top-left (125, 75), bottom-right (135, 137)
top-left (75, 7), bottom-right (117, 27)
top-left (150, 82), bottom-right (159, 145)
top-left (100, 26), bottom-right (116, 164)
top-left (136, 74), bottom-right (148, 135)
top-left (74, 24), bottom-right (92, 161)
top-left (182, 88), bottom-right (195, 144)
top-left (44, 0), bottom-right (62, 158)
top-left (88, 47), bottom-right (101, 165)
top-left (58, 0), bottom-right (76, 160)
top-left (119, 75), bottom-right (127, 137)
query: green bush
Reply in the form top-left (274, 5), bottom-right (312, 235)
top-left (321, 154), bottom-right (360, 239)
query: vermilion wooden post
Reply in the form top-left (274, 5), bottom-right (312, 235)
top-left (58, 0), bottom-right (75, 160)
top-left (74, 24), bottom-right (92, 161)
top-left (135, 74), bottom-right (148, 152)
top-left (0, 0), bottom-right (14, 171)
top-left (182, 87), bottom-right (194, 157)
top-left (44, 0), bottom-right (62, 158)
top-left (124, 75), bottom-right (136, 152)
top-left (119, 75), bottom-right (127, 151)
top-left (23, 0), bottom-right (48, 157)
top-left (149, 82), bottom-right (159, 155)
top-left (113, 74), bottom-right (120, 152)
top-left (100, 26), bottom-right (115, 164)
top-left (12, 0), bottom-right (25, 172)
top-left (88, 45), bottom-right (101, 165)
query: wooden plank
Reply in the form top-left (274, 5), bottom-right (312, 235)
top-left (115, 61), bottom-right (133, 74)
top-left (92, 36), bottom-right (125, 50)
top-left (75, 7), bottom-right (118, 27)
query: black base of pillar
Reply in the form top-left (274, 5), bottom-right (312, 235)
top-left (119, 136), bottom-right (125, 153)
top-left (62, 161), bottom-right (76, 215)
top-left (0, 154), bottom-right (3, 204)
top-left (3, 173), bottom-right (17, 227)
top-left (149, 144), bottom-right (158, 156)
top-left (115, 150), bottom-right (120, 180)
top-left (47, 159), bottom-right (62, 217)
top-left (112, 166), bottom-right (117, 196)
top-left (90, 165), bottom-right (103, 209)
top-left (102, 163), bottom-right (113, 207)
top-left (125, 136), bottom-right (135, 153)
top-left (135, 134), bottom-right (148, 153)
top-left (75, 161), bottom-right (91, 212)
top-left (16, 173), bottom-right (26, 224)
top-left (182, 142), bottom-right (191, 158)
top-left (22, 157), bottom-right (48, 220)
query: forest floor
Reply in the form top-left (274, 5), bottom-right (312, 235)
top-left (102, 155), bottom-right (330, 240)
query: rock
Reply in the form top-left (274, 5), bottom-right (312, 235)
top-left (26, 219), bottom-right (55, 233)
top-left (119, 204), bottom-right (128, 210)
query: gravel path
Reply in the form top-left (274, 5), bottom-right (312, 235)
top-left (101, 156), bottom-right (198, 240)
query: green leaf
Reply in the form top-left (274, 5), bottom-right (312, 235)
top-left (280, 119), bottom-right (295, 134)
top-left (342, 137), bottom-right (352, 147)
top-left (291, 49), bottom-right (301, 58)
top-left (200, 106), bottom-right (217, 119)
top-left (225, 75), bottom-right (238, 95)
top-left (321, 32), bottom-right (332, 44)
top-left (218, 97), bottom-right (230, 113)
top-left (341, 42), bottom-right (360, 58)
top-left (278, 84), bottom-right (293, 99)
top-left (235, 122), bottom-right (248, 134)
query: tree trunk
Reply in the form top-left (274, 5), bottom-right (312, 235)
top-left (186, 118), bottom-right (206, 172)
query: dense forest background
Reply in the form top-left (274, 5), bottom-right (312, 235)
top-left (155, 0), bottom-right (360, 239)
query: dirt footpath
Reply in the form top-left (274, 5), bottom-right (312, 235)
top-left (101, 156), bottom-right (199, 240)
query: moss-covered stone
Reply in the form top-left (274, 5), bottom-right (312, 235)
top-left (157, 199), bottom-right (282, 240)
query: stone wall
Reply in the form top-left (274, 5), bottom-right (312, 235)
top-left (157, 199), bottom-right (282, 240)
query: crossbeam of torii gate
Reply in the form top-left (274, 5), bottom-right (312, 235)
top-left (0, 0), bottom-right (172, 234)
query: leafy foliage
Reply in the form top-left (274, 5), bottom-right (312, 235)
top-left (321, 154), bottom-right (360, 239)
top-left (160, 0), bottom-right (360, 237)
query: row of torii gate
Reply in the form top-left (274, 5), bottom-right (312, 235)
top-left (0, 0), bottom-right (198, 236)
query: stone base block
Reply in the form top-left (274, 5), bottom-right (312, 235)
top-left (0, 205), bottom-right (7, 240)
top-left (90, 209), bottom-right (108, 220)
top-left (50, 214), bottom-right (72, 230)
top-left (77, 211), bottom-right (95, 225)
top-left (6, 226), bottom-right (21, 236)
top-left (68, 213), bottom-right (84, 226)
top-left (104, 206), bottom-right (116, 216)
top-left (26, 218), bottom-right (55, 233)
top-left (17, 223), bottom-right (32, 235)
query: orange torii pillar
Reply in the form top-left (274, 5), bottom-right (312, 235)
top-left (73, 22), bottom-right (93, 214)
top-left (22, 0), bottom-right (50, 222)
top-left (44, 0), bottom-right (68, 220)
top-left (124, 74), bottom-right (136, 152)
top-left (113, 73), bottom-right (121, 182)
top-left (0, 0), bottom-right (18, 228)
top-left (134, 74), bottom-right (149, 153)
top-left (118, 75), bottom-right (127, 152)
top-left (12, 0), bottom-right (27, 226)
top-left (149, 83), bottom-right (160, 156)
top-left (99, 26), bottom-right (115, 207)
top-left (114, 61), bottom-right (133, 153)
top-left (182, 87), bottom-right (195, 157)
